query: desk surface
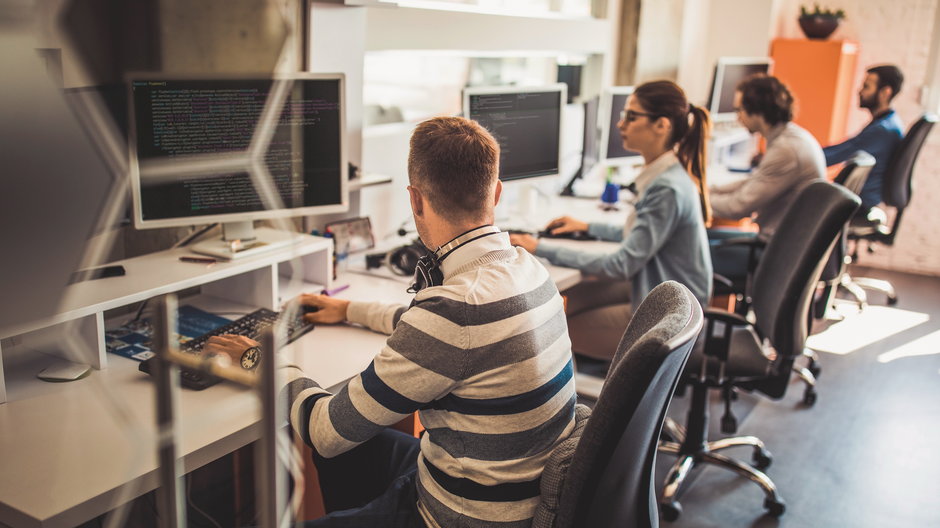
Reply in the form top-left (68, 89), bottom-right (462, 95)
top-left (0, 228), bottom-right (615, 528)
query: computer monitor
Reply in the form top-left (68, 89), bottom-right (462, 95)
top-left (561, 95), bottom-right (600, 196)
top-left (462, 84), bottom-right (565, 182)
top-left (581, 95), bottom-right (600, 174)
top-left (599, 86), bottom-right (643, 169)
top-left (128, 73), bottom-right (347, 259)
top-left (707, 57), bottom-right (773, 122)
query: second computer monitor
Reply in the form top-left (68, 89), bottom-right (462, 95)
top-left (463, 84), bottom-right (565, 182)
top-left (707, 57), bottom-right (773, 121)
top-left (599, 86), bottom-right (643, 167)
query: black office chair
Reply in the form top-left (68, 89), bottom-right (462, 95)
top-left (532, 281), bottom-right (703, 528)
top-left (842, 113), bottom-right (938, 305)
top-left (787, 153), bottom-right (878, 406)
top-left (658, 181), bottom-right (860, 520)
top-left (813, 152), bottom-right (877, 316)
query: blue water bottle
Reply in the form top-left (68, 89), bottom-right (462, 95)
top-left (601, 167), bottom-right (619, 210)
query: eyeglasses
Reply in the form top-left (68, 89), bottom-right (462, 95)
top-left (620, 109), bottom-right (658, 122)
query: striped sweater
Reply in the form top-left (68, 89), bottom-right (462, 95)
top-left (286, 229), bottom-right (576, 527)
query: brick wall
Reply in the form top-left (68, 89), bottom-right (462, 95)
top-left (774, 0), bottom-right (940, 276)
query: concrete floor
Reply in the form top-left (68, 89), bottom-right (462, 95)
top-left (657, 266), bottom-right (940, 527)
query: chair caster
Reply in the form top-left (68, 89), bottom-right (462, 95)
top-left (764, 497), bottom-right (786, 517)
top-left (660, 501), bottom-right (682, 521)
top-left (752, 447), bottom-right (772, 470)
top-left (721, 414), bottom-right (738, 434)
top-left (802, 387), bottom-right (818, 407)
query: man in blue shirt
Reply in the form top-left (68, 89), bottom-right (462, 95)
top-left (823, 64), bottom-right (905, 211)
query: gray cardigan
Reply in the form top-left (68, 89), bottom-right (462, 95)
top-left (536, 160), bottom-right (712, 307)
top-left (710, 122), bottom-right (825, 237)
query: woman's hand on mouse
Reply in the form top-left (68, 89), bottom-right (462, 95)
top-left (545, 216), bottom-right (588, 235)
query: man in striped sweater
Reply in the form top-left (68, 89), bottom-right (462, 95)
top-left (210, 117), bottom-right (576, 527)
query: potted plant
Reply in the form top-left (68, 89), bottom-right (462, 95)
top-left (799, 4), bottom-right (846, 40)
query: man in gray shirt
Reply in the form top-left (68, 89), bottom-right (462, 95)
top-left (709, 74), bottom-right (825, 283)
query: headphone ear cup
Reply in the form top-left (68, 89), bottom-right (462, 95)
top-left (387, 244), bottom-right (425, 276)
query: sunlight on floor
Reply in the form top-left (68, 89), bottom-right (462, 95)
top-left (807, 301), bottom-right (930, 355)
top-left (876, 329), bottom-right (940, 363)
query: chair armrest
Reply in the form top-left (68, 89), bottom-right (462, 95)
top-left (713, 273), bottom-right (734, 291)
top-left (708, 236), bottom-right (766, 249)
top-left (701, 308), bottom-right (750, 362)
top-left (703, 307), bottom-right (749, 326)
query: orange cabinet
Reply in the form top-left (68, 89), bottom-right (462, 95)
top-left (770, 39), bottom-right (859, 146)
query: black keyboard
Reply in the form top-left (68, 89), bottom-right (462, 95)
top-left (139, 307), bottom-right (315, 390)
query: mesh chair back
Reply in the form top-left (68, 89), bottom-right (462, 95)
top-left (750, 181), bottom-right (860, 361)
top-left (552, 281), bottom-right (703, 528)
top-left (883, 113), bottom-right (937, 209)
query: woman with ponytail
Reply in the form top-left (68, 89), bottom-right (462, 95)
top-left (510, 80), bottom-right (713, 362)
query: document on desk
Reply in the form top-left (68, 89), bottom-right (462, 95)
top-left (105, 305), bottom-right (232, 361)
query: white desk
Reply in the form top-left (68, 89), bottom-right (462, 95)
top-left (0, 231), bottom-right (606, 527)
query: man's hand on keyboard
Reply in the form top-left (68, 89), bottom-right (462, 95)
top-left (203, 335), bottom-right (260, 368)
top-left (297, 293), bottom-right (349, 324)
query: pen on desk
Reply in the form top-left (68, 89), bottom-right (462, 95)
top-left (179, 256), bottom-right (217, 264)
top-left (321, 284), bottom-right (350, 296)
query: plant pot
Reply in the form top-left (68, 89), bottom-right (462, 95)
top-left (798, 15), bottom-right (840, 40)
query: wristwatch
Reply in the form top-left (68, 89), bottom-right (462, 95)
top-left (240, 346), bottom-right (261, 370)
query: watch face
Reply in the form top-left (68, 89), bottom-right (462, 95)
top-left (240, 347), bottom-right (260, 370)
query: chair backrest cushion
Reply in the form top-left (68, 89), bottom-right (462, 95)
top-left (822, 152), bottom-right (875, 282)
top-left (546, 281), bottom-right (702, 528)
top-left (751, 181), bottom-right (860, 359)
top-left (883, 113), bottom-right (937, 209)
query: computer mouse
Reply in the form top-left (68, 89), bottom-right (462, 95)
top-left (302, 305), bottom-right (320, 314)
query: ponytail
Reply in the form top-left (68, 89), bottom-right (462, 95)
top-left (633, 81), bottom-right (713, 226)
top-left (676, 103), bottom-right (712, 227)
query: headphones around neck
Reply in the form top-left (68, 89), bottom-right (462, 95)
top-left (364, 226), bottom-right (501, 293)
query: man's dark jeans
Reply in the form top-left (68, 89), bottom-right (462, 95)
top-left (302, 428), bottom-right (423, 528)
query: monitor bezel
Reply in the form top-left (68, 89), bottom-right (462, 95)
top-left (127, 72), bottom-right (348, 230)
top-left (462, 83), bottom-right (567, 182)
top-left (707, 57), bottom-right (774, 122)
top-left (598, 85), bottom-right (644, 167)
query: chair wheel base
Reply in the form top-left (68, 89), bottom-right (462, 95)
top-left (764, 497), bottom-right (786, 517)
top-left (752, 447), bottom-right (772, 470)
top-left (802, 388), bottom-right (818, 407)
top-left (660, 501), bottom-right (682, 521)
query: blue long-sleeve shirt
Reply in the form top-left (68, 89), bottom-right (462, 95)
top-left (535, 153), bottom-right (712, 308)
top-left (824, 110), bottom-right (904, 209)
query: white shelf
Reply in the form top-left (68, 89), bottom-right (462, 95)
top-left (0, 229), bottom-right (333, 405)
top-left (364, 4), bottom-right (611, 54)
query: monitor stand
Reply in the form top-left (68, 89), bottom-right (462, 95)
top-left (190, 222), bottom-right (303, 260)
top-left (496, 180), bottom-right (555, 230)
